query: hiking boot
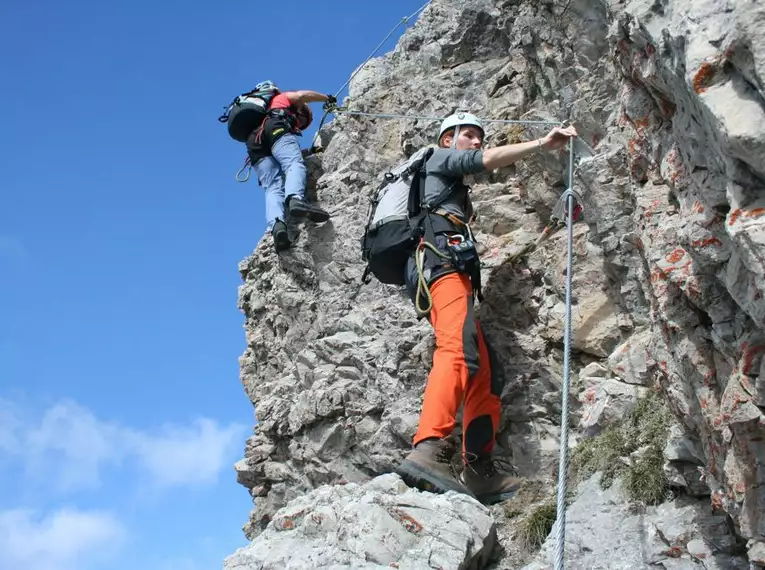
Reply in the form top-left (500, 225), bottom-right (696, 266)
top-left (396, 437), bottom-right (476, 498)
top-left (288, 197), bottom-right (330, 223)
top-left (460, 453), bottom-right (523, 505)
top-left (271, 220), bottom-right (290, 253)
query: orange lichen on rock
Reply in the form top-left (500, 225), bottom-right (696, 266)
top-left (729, 207), bottom-right (765, 226)
top-left (666, 248), bottom-right (686, 263)
top-left (693, 62), bottom-right (717, 94)
top-left (690, 237), bottom-right (722, 248)
top-left (741, 344), bottom-right (765, 375)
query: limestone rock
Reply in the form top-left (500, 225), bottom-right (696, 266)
top-left (227, 0), bottom-right (765, 566)
top-left (608, 330), bottom-right (656, 386)
top-left (664, 424), bottom-right (710, 497)
top-left (578, 376), bottom-right (645, 436)
top-left (223, 474), bottom-right (496, 570)
top-left (748, 539), bottom-right (765, 568)
top-left (522, 475), bottom-right (748, 570)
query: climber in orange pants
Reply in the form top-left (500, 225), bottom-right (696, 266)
top-left (414, 271), bottom-right (500, 456)
top-left (395, 112), bottom-right (578, 504)
top-left (398, 240), bottom-right (516, 505)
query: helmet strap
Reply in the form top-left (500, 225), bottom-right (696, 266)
top-left (451, 124), bottom-right (461, 149)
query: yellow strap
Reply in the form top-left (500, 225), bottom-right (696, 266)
top-left (433, 209), bottom-right (467, 228)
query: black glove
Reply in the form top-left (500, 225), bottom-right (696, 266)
top-left (323, 94), bottom-right (338, 113)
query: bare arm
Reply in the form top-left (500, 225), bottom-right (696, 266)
top-left (285, 90), bottom-right (331, 105)
top-left (482, 125), bottom-right (579, 170)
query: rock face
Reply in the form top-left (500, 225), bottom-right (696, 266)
top-left (229, 0), bottom-right (765, 567)
top-left (224, 474), bottom-right (496, 570)
top-left (523, 474), bottom-right (748, 570)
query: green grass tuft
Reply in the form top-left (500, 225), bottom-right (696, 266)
top-left (572, 389), bottom-right (672, 504)
top-left (518, 501), bottom-right (558, 551)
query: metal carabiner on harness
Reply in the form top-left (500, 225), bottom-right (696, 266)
top-left (236, 156), bottom-right (252, 183)
top-left (550, 187), bottom-right (584, 227)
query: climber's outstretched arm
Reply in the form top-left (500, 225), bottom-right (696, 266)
top-left (482, 125), bottom-right (578, 170)
top-left (285, 90), bottom-right (332, 105)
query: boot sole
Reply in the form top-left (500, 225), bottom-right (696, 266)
top-left (289, 205), bottom-right (330, 223)
top-left (461, 476), bottom-right (522, 505)
top-left (396, 460), bottom-right (476, 499)
top-left (474, 488), bottom-right (520, 505)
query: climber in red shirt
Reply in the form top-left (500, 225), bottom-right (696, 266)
top-left (246, 82), bottom-right (337, 253)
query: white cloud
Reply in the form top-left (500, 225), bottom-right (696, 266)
top-left (132, 418), bottom-right (244, 488)
top-left (25, 401), bottom-right (126, 491)
top-left (0, 397), bottom-right (246, 493)
top-left (0, 507), bottom-right (126, 570)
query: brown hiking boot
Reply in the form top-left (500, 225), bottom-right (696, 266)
top-left (396, 437), bottom-right (476, 499)
top-left (460, 453), bottom-right (523, 505)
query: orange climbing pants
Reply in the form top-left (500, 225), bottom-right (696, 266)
top-left (413, 272), bottom-right (502, 457)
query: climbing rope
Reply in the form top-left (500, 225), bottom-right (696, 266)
top-left (554, 139), bottom-right (578, 570)
top-left (311, 107), bottom-right (561, 153)
top-left (329, 107), bottom-right (561, 127)
top-left (237, 1), bottom-right (433, 180)
top-left (413, 240), bottom-right (451, 317)
top-left (309, 0), bottom-right (559, 150)
top-left (332, 0), bottom-right (433, 100)
top-left (310, 1), bottom-right (433, 150)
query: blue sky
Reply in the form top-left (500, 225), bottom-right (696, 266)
top-left (0, 1), bottom-right (425, 568)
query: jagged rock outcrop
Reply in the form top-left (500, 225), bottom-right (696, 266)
top-left (523, 474), bottom-right (748, 569)
top-left (223, 474), bottom-right (496, 570)
top-left (227, 0), bottom-right (765, 567)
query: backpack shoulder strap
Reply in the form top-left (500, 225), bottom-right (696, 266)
top-left (414, 146), bottom-right (465, 213)
top-left (407, 147), bottom-right (435, 217)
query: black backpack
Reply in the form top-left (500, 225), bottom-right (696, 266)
top-left (360, 147), bottom-right (436, 285)
top-left (218, 86), bottom-right (280, 143)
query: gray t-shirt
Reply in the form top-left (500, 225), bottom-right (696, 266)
top-left (422, 148), bottom-right (486, 221)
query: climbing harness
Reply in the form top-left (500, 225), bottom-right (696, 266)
top-left (413, 219), bottom-right (481, 318)
top-left (234, 106), bottom-right (312, 183)
top-left (554, 139), bottom-right (579, 570)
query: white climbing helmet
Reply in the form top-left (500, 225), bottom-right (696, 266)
top-left (437, 112), bottom-right (485, 147)
top-left (255, 80), bottom-right (278, 92)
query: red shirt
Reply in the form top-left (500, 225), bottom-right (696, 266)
top-left (268, 93), bottom-right (293, 110)
top-left (267, 92), bottom-right (311, 131)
